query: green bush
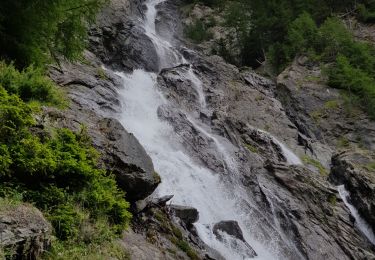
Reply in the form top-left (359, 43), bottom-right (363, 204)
top-left (185, 20), bottom-right (213, 43)
top-left (328, 55), bottom-right (375, 117)
top-left (0, 84), bottom-right (131, 242)
top-left (0, 61), bottom-right (64, 105)
top-left (357, 4), bottom-right (375, 23)
top-left (49, 204), bottom-right (86, 240)
top-left (0, 0), bottom-right (107, 67)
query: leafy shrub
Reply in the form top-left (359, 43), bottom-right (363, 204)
top-left (328, 55), bottom-right (375, 118)
top-left (49, 204), bottom-right (86, 240)
top-left (0, 61), bottom-right (64, 105)
top-left (287, 13), bottom-right (318, 58)
top-left (0, 0), bottom-right (107, 67)
top-left (0, 85), bottom-right (131, 242)
top-left (357, 4), bottom-right (375, 23)
top-left (185, 20), bottom-right (213, 43)
top-left (43, 238), bottom-right (129, 260)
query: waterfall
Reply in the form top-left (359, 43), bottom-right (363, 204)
top-left (117, 0), bottom-right (304, 258)
top-left (337, 185), bottom-right (375, 245)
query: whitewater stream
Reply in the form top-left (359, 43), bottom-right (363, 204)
top-left (117, 0), bottom-right (305, 259)
top-left (338, 185), bottom-right (375, 245)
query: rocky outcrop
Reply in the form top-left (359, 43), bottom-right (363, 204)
top-left (330, 151), bottom-right (375, 233)
top-left (275, 56), bottom-right (375, 247)
top-left (213, 221), bottom-right (246, 242)
top-left (213, 221), bottom-right (257, 258)
top-left (170, 205), bottom-right (199, 227)
top-left (41, 0), bottom-right (375, 259)
top-left (260, 161), bottom-right (375, 259)
top-left (130, 201), bottom-right (220, 260)
top-left (47, 55), bottom-right (160, 202)
top-left (89, 0), bottom-right (160, 72)
top-left (0, 203), bottom-right (51, 259)
top-left (276, 57), bottom-right (375, 158)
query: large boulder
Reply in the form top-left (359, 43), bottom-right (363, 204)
top-left (213, 221), bottom-right (245, 242)
top-left (89, 0), bottom-right (160, 72)
top-left (0, 203), bottom-right (51, 259)
top-left (48, 59), bottom-right (160, 202)
top-left (213, 221), bottom-right (257, 258)
top-left (170, 205), bottom-right (199, 227)
top-left (98, 118), bottom-right (161, 201)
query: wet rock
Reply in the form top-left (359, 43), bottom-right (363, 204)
top-left (330, 151), bottom-right (375, 233)
top-left (90, 20), bottom-right (160, 72)
top-left (136, 195), bottom-right (174, 213)
top-left (0, 204), bottom-right (51, 259)
top-left (99, 118), bottom-right (160, 201)
top-left (155, 0), bottom-right (184, 42)
top-left (151, 195), bottom-right (174, 207)
top-left (260, 162), bottom-right (375, 259)
top-left (89, 0), bottom-right (160, 72)
top-left (213, 221), bottom-right (245, 242)
top-left (170, 205), bottom-right (199, 227)
top-left (48, 57), bottom-right (160, 203)
top-left (213, 221), bottom-right (257, 258)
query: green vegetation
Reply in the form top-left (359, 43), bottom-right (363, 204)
top-left (0, 76), bottom-right (131, 240)
top-left (0, 0), bottom-right (107, 68)
top-left (0, 0), bottom-right (131, 258)
top-left (44, 239), bottom-right (130, 260)
top-left (0, 62), bottom-right (65, 106)
top-left (244, 143), bottom-right (258, 153)
top-left (185, 19), bottom-right (214, 43)
top-left (364, 161), bottom-right (375, 171)
top-left (302, 155), bottom-right (328, 176)
top-left (337, 137), bottom-right (351, 149)
top-left (170, 237), bottom-right (199, 260)
top-left (185, 0), bottom-right (375, 118)
top-left (327, 194), bottom-right (337, 206)
top-left (151, 208), bottom-right (199, 260)
top-left (358, 3), bottom-right (375, 23)
top-left (0, 73), bottom-right (131, 256)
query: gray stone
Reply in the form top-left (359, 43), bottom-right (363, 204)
top-left (0, 204), bottom-right (51, 259)
top-left (213, 221), bottom-right (257, 258)
top-left (213, 221), bottom-right (245, 242)
top-left (330, 151), bottom-right (375, 233)
top-left (170, 205), bottom-right (199, 226)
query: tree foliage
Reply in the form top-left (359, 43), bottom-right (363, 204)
top-left (0, 0), bottom-right (107, 67)
top-left (0, 62), bottom-right (131, 241)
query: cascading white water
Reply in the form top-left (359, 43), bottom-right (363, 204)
top-left (272, 138), bottom-right (302, 165)
top-left (117, 0), bottom-right (304, 258)
top-left (337, 185), bottom-right (375, 245)
top-left (143, 0), bottom-right (185, 68)
top-left (117, 69), bottom-right (276, 259)
top-left (255, 128), bottom-right (302, 165)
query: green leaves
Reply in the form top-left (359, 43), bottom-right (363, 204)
top-left (0, 81), bottom-right (131, 241)
top-left (0, 61), bottom-right (64, 106)
top-left (0, 0), bottom-right (108, 67)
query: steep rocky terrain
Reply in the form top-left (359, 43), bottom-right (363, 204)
top-left (4, 0), bottom-right (372, 259)
top-left (0, 202), bottom-right (51, 259)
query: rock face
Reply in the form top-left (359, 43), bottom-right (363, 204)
top-left (47, 55), bottom-right (160, 202)
top-left (0, 203), bottom-right (51, 259)
top-left (330, 151), bottom-right (375, 233)
top-left (213, 221), bottom-right (245, 242)
top-left (153, 30), bottom-right (375, 259)
top-left (89, 0), bottom-right (160, 72)
top-left (170, 205), bottom-right (199, 227)
top-left (44, 0), bottom-right (375, 259)
top-left (213, 221), bottom-right (257, 258)
top-left (276, 57), bottom-right (375, 161)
